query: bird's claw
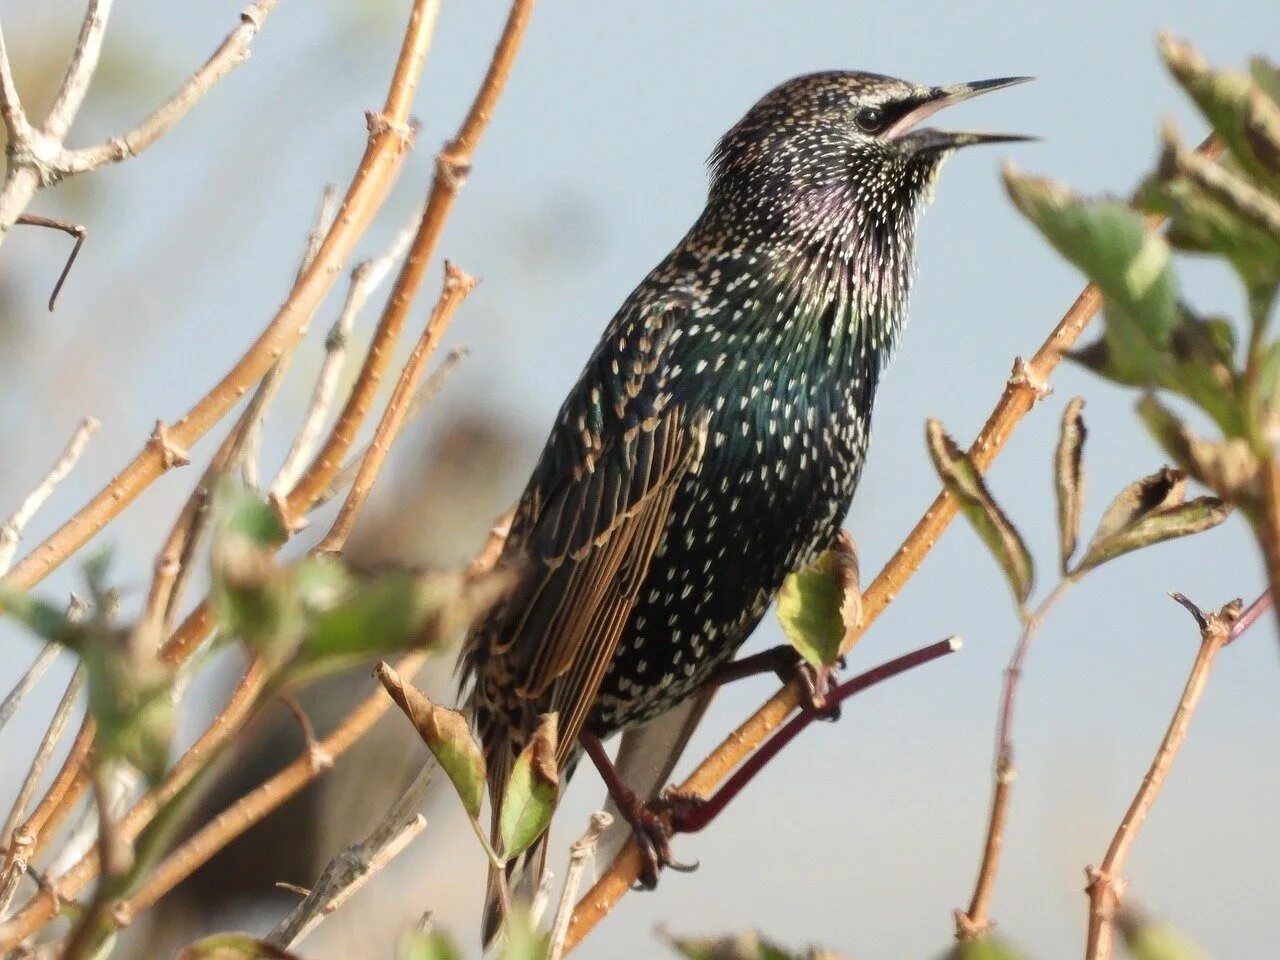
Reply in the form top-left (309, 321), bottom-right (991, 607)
top-left (624, 800), bottom-right (699, 890)
top-left (783, 654), bottom-right (843, 722)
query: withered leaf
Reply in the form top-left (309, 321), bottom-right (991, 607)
top-left (1054, 397), bottom-right (1088, 574)
top-left (926, 420), bottom-right (1034, 605)
top-left (376, 661), bottom-right (486, 820)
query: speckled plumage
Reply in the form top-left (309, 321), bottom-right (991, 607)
top-left (461, 70), bottom-right (1027, 935)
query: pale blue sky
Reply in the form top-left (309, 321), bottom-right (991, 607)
top-left (1, 2), bottom-right (1278, 958)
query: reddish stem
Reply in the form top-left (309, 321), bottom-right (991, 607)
top-left (671, 637), bottom-right (961, 834)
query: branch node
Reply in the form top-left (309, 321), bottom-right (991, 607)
top-left (952, 908), bottom-right (993, 940)
top-left (365, 110), bottom-right (415, 146)
top-left (148, 421), bottom-right (190, 470)
top-left (436, 150), bottom-right (471, 190)
top-left (1008, 356), bottom-right (1052, 399)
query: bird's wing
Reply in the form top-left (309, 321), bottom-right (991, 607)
top-left (492, 296), bottom-right (708, 768)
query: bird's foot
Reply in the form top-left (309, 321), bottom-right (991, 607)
top-left (710, 644), bottom-right (845, 720)
top-left (650, 786), bottom-right (709, 832)
top-left (791, 656), bottom-right (844, 722)
top-left (619, 791), bottom-right (700, 891)
top-left (579, 730), bottom-right (700, 890)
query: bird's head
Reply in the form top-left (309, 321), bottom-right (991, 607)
top-left (708, 71), bottom-right (1031, 235)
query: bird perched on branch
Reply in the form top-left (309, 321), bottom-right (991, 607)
top-left (461, 69), bottom-right (1029, 943)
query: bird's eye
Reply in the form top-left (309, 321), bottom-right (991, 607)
top-left (855, 106), bottom-right (885, 133)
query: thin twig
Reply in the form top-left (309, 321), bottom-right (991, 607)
top-left (956, 576), bottom-right (1077, 938)
top-left (13, 214), bottom-right (87, 310)
top-left (241, 185), bottom-right (344, 489)
top-left (548, 812), bottom-right (612, 960)
top-left (1083, 594), bottom-right (1244, 960)
top-left (0, 644), bottom-right (60, 737)
top-left (563, 134), bottom-right (1228, 952)
top-left (0, 667), bottom-right (82, 918)
top-left (56, 1), bottom-right (278, 176)
top-left (312, 347), bottom-right (469, 512)
top-left (0, 417), bottom-right (100, 573)
top-left (0, 21), bottom-right (31, 143)
top-left (296, 185), bottom-right (341, 285)
top-left (59, 768), bottom-right (129, 960)
top-left (271, 204), bottom-right (423, 497)
top-left (42, 0), bottom-right (116, 142)
top-left (266, 762), bottom-right (436, 949)
top-left (1259, 458), bottom-right (1280, 640)
top-left (314, 263), bottom-right (477, 552)
top-left (663, 638), bottom-right (962, 837)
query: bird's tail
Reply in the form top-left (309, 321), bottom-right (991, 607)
top-left (481, 821), bottom-right (549, 950)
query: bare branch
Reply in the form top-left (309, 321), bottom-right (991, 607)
top-left (0, 667), bottom-right (83, 918)
top-left (42, 0), bottom-right (116, 142)
top-left (296, 184), bottom-right (341, 284)
top-left (109, 650), bottom-right (430, 928)
top-left (0, 417), bottom-right (99, 573)
top-left (266, 763), bottom-right (435, 949)
top-left (314, 263), bottom-right (477, 552)
top-left (311, 348), bottom-right (468, 512)
top-left (0, 644), bottom-right (60, 738)
top-left (0, 0), bottom-right (435, 592)
top-left (1084, 595), bottom-right (1245, 960)
top-left (242, 184), bottom-right (343, 489)
top-left (549, 812), bottom-right (612, 960)
top-left (56, 1), bottom-right (280, 175)
top-left (279, 0), bottom-right (534, 524)
top-left (270, 205), bottom-right (422, 498)
top-left (956, 577), bottom-right (1076, 938)
top-left (0, 23), bottom-right (31, 143)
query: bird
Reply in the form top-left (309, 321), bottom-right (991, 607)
top-left (460, 69), bottom-right (1029, 943)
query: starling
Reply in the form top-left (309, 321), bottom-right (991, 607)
top-left (461, 70), bottom-right (1028, 939)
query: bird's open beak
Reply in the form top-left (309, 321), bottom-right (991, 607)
top-left (885, 76), bottom-right (1034, 152)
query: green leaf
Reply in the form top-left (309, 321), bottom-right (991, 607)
top-left (926, 420), bottom-right (1035, 605)
top-left (215, 482), bottom-right (287, 546)
top-left (83, 635), bottom-right (175, 785)
top-left (376, 661), bottom-right (486, 819)
top-left (1054, 397), bottom-right (1087, 573)
top-left (661, 930), bottom-right (846, 960)
top-left (1119, 909), bottom-right (1211, 960)
top-left (1160, 34), bottom-right (1280, 194)
top-left (776, 533), bottom-right (860, 669)
top-left (499, 712), bottom-right (559, 859)
top-left (0, 586), bottom-right (88, 650)
top-left (1137, 124), bottom-right (1280, 328)
top-left (495, 909), bottom-right (552, 960)
top-left (1252, 55), bottom-right (1280, 106)
top-left (289, 570), bottom-right (441, 685)
top-left (1077, 467), bottom-right (1230, 572)
top-left (175, 934), bottom-right (301, 959)
top-left (397, 930), bottom-right (463, 960)
top-left (943, 937), bottom-right (1032, 960)
top-left (1005, 168), bottom-right (1178, 386)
